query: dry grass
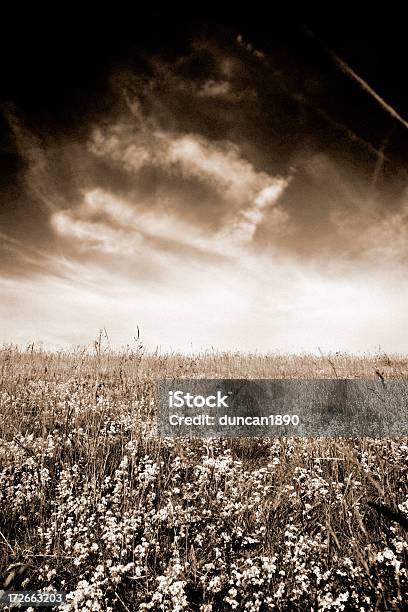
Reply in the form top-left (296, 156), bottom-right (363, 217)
top-left (0, 346), bottom-right (407, 611)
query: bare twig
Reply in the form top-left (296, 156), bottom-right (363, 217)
top-left (318, 347), bottom-right (338, 378)
top-left (0, 529), bottom-right (14, 553)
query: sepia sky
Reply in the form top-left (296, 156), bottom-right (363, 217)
top-left (1, 10), bottom-right (407, 353)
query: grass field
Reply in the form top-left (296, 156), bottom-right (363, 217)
top-left (0, 346), bottom-right (407, 611)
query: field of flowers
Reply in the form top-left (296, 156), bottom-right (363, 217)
top-left (0, 347), bottom-right (407, 611)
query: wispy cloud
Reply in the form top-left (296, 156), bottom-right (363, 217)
top-left (88, 123), bottom-right (290, 250)
top-left (5, 110), bottom-right (59, 211)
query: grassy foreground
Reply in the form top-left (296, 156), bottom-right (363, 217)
top-left (0, 347), bottom-right (407, 611)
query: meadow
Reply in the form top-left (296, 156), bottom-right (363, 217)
top-left (0, 345), bottom-right (407, 611)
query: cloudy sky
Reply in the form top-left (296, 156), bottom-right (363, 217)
top-left (1, 11), bottom-right (407, 353)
